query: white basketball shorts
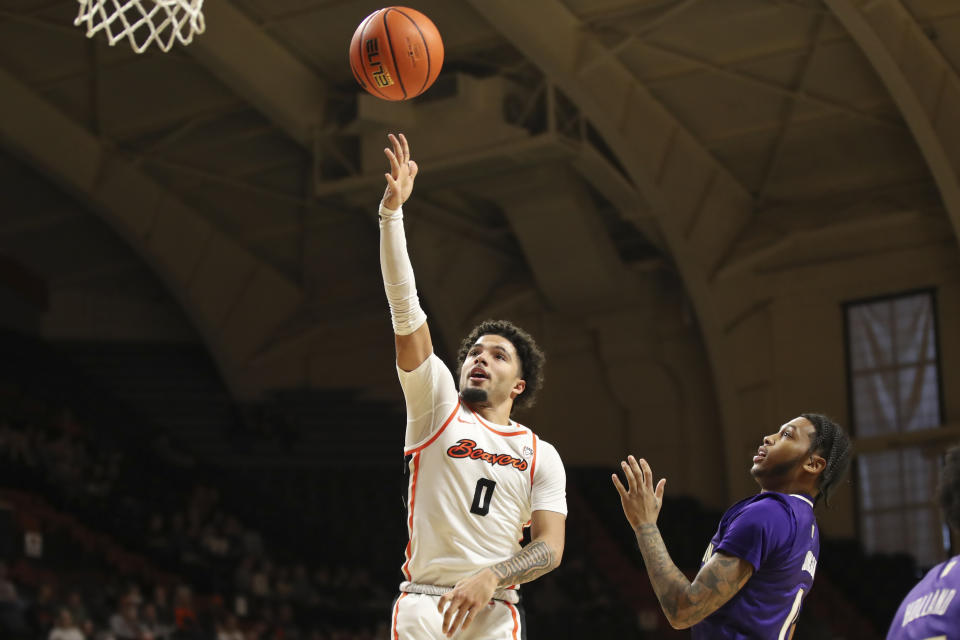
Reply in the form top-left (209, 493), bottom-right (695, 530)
top-left (389, 592), bottom-right (526, 640)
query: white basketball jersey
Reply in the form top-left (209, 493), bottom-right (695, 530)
top-left (397, 354), bottom-right (566, 588)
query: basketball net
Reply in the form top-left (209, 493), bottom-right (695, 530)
top-left (74, 0), bottom-right (206, 54)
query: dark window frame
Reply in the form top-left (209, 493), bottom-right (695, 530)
top-left (842, 287), bottom-right (946, 565)
top-left (843, 287), bottom-right (945, 437)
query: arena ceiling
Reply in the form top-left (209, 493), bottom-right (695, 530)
top-left (1, 0), bottom-right (958, 415)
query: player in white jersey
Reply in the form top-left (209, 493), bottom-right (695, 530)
top-left (378, 132), bottom-right (567, 639)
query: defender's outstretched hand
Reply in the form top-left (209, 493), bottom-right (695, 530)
top-left (382, 132), bottom-right (418, 210)
top-left (612, 455), bottom-right (667, 530)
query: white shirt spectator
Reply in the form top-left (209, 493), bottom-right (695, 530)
top-left (49, 628), bottom-right (85, 640)
top-left (49, 609), bottom-right (85, 640)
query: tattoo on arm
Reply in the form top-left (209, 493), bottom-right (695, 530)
top-left (489, 541), bottom-right (555, 586)
top-left (634, 524), bottom-right (753, 628)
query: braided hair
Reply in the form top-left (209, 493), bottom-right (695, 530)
top-left (456, 320), bottom-right (545, 411)
top-left (801, 413), bottom-right (853, 507)
top-left (939, 445), bottom-right (960, 532)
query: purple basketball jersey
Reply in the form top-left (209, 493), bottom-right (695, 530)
top-left (692, 492), bottom-right (819, 640)
top-left (887, 555), bottom-right (960, 639)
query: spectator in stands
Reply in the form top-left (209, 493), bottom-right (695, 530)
top-left (242, 619), bottom-right (266, 640)
top-left (206, 594), bottom-right (227, 633)
top-left (216, 614), bottom-right (244, 640)
top-left (257, 605), bottom-right (275, 637)
top-left (172, 584), bottom-right (202, 638)
top-left (0, 560), bottom-right (29, 638)
top-left (49, 608), bottom-right (85, 640)
top-left (26, 582), bottom-right (59, 636)
top-left (276, 604), bottom-right (300, 640)
top-left (139, 603), bottom-right (172, 640)
top-left (109, 597), bottom-right (147, 640)
top-left (149, 585), bottom-right (173, 629)
top-left (200, 524), bottom-right (229, 559)
top-left (64, 590), bottom-right (90, 630)
top-left (0, 561), bottom-right (19, 601)
top-left (274, 566), bottom-right (293, 601)
top-left (249, 560), bottom-right (272, 599)
top-left (120, 584), bottom-right (143, 608)
top-left (290, 565), bottom-right (312, 605)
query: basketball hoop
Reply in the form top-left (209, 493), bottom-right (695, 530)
top-left (74, 0), bottom-right (206, 54)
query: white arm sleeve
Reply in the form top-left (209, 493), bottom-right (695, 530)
top-left (380, 203), bottom-right (427, 336)
top-left (531, 440), bottom-right (567, 516)
top-left (397, 353), bottom-right (460, 448)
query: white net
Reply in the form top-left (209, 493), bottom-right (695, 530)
top-left (74, 0), bottom-right (206, 54)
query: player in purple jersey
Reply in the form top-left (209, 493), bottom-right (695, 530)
top-left (887, 444), bottom-right (960, 639)
top-left (612, 413), bottom-right (851, 639)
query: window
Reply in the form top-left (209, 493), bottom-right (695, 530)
top-left (845, 290), bottom-right (946, 567)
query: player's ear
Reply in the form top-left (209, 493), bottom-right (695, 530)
top-left (804, 453), bottom-right (826, 476)
top-left (510, 379), bottom-right (526, 399)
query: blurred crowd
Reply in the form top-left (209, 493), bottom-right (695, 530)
top-left (0, 563), bottom-right (391, 640)
top-left (0, 369), bottom-right (911, 639)
top-left (0, 381), bottom-right (393, 640)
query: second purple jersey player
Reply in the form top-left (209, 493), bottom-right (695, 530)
top-left (887, 556), bottom-right (960, 640)
top-left (613, 413), bottom-right (851, 639)
top-left (887, 444), bottom-right (960, 640)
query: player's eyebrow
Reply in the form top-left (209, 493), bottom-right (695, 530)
top-left (489, 345), bottom-right (511, 358)
top-left (475, 342), bottom-right (510, 353)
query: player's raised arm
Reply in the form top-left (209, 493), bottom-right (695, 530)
top-left (379, 132), bottom-right (433, 372)
top-left (613, 456), bottom-right (754, 629)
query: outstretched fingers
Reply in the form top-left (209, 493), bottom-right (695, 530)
top-left (627, 455), bottom-right (650, 494)
top-left (384, 133), bottom-right (416, 180)
top-left (621, 459), bottom-right (637, 493)
top-left (637, 457), bottom-right (654, 491)
top-left (611, 472), bottom-right (628, 498)
top-left (387, 132), bottom-right (408, 167)
top-left (616, 456), bottom-right (660, 498)
top-left (387, 132), bottom-right (401, 157)
top-left (383, 146), bottom-right (400, 176)
top-left (382, 132), bottom-right (416, 209)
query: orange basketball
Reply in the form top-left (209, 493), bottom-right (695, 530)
top-left (349, 7), bottom-right (444, 101)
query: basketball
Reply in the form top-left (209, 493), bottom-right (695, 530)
top-left (349, 7), bottom-right (444, 101)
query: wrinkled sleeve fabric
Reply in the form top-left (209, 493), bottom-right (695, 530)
top-left (397, 353), bottom-right (459, 449)
top-left (713, 497), bottom-right (792, 570)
